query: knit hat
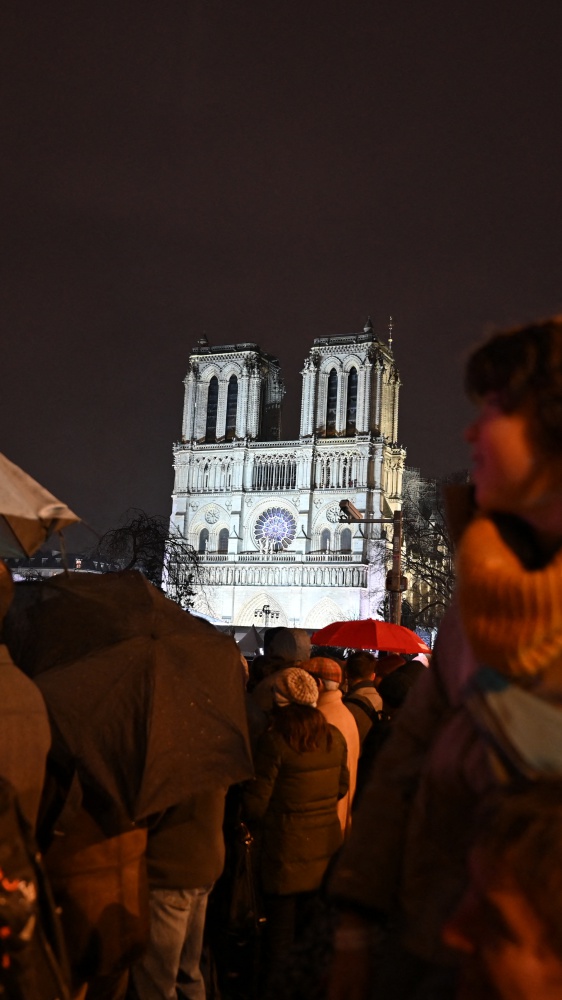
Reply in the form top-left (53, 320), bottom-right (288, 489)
top-left (305, 656), bottom-right (342, 685)
top-left (273, 668), bottom-right (318, 708)
top-left (267, 628), bottom-right (312, 663)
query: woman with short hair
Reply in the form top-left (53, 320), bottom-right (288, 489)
top-left (327, 317), bottom-right (562, 1000)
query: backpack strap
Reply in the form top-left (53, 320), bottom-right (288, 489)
top-left (344, 695), bottom-right (381, 724)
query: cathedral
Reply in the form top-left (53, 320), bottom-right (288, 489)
top-left (170, 319), bottom-right (405, 628)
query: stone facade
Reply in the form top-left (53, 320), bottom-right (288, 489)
top-left (170, 321), bottom-right (405, 627)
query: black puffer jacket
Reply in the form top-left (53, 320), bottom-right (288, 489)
top-left (243, 726), bottom-right (349, 895)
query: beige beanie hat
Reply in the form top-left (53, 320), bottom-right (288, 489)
top-left (273, 667), bottom-right (318, 708)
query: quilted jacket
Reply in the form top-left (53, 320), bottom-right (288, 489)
top-left (244, 725), bottom-right (349, 894)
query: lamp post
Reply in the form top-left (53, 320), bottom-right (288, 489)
top-left (339, 500), bottom-right (405, 625)
top-left (254, 603), bottom-right (280, 629)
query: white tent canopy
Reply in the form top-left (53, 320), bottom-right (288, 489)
top-left (237, 625), bottom-right (264, 656)
top-left (0, 453), bottom-right (80, 557)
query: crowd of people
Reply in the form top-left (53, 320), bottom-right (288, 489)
top-left (2, 314), bottom-right (562, 1000)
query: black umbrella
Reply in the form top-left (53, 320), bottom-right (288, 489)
top-left (6, 572), bottom-right (253, 830)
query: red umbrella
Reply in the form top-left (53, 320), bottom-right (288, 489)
top-left (311, 619), bottom-right (431, 654)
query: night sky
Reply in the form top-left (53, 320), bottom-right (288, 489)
top-left (2, 1), bottom-right (562, 544)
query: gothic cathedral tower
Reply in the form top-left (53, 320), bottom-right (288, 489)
top-left (170, 320), bottom-right (405, 627)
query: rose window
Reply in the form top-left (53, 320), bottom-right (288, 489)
top-left (254, 507), bottom-right (297, 551)
top-left (205, 506), bottom-right (220, 524)
top-left (326, 504), bottom-right (341, 523)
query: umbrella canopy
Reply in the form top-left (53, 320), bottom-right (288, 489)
top-left (5, 571), bottom-right (253, 831)
top-left (311, 619), bottom-right (431, 654)
top-left (0, 452), bottom-right (80, 557)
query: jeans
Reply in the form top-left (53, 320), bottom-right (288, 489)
top-left (129, 885), bottom-right (212, 1000)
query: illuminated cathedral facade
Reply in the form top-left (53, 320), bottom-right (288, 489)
top-left (170, 319), bottom-right (405, 628)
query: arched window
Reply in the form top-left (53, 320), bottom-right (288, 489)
top-left (320, 528), bottom-right (331, 552)
top-left (218, 528), bottom-right (229, 553)
top-left (346, 367), bottom-right (358, 435)
top-left (326, 369), bottom-right (338, 436)
top-left (205, 377), bottom-right (219, 442)
top-left (225, 375), bottom-right (238, 441)
top-left (340, 528), bottom-right (352, 553)
top-left (198, 528), bottom-right (209, 554)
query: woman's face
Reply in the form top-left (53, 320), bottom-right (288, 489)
top-left (465, 395), bottom-right (557, 516)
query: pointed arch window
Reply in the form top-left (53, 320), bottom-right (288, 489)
top-left (205, 377), bottom-right (219, 443)
top-left (346, 367), bottom-right (358, 435)
top-left (198, 528), bottom-right (209, 553)
top-left (218, 528), bottom-right (229, 553)
top-left (320, 528), bottom-right (331, 552)
top-left (225, 375), bottom-right (238, 441)
top-left (326, 369), bottom-right (338, 436)
top-left (340, 528), bottom-right (352, 553)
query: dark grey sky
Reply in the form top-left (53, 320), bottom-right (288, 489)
top-left (2, 1), bottom-right (562, 540)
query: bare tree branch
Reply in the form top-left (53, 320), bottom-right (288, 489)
top-left (95, 509), bottom-right (200, 610)
top-left (401, 469), bottom-right (467, 629)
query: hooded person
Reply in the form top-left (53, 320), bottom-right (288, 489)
top-left (250, 628), bottom-right (312, 712)
top-left (243, 666), bottom-right (349, 994)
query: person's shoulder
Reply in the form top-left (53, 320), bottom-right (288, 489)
top-left (256, 727), bottom-right (286, 756)
top-left (1, 648), bottom-right (48, 712)
top-left (327, 725), bottom-right (348, 750)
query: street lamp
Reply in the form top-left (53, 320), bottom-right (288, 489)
top-left (339, 500), bottom-right (405, 625)
top-left (254, 603), bottom-right (280, 629)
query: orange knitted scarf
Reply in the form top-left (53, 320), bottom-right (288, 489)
top-left (455, 516), bottom-right (562, 679)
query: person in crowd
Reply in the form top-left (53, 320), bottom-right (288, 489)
top-left (305, 657), bottom-right (360, 837)
top-left (353, 660), bottom-right (425, 810)
top-left (238, 651), bottom-right (269, 754)
top-left (250, 628), bottom-right (311, 711)
top-left (442, 783), bottom-right (562, 999)
top-left (243, 667), bottom-right (349, 995)
top-left (372, 651), bottom-right (406, 684)
top-left (247, 625), bottom-right (286, 691)
top-left (327, 316), bottom-right (562, 999)
top-left (0, 562), bottom-right (51, 832)
top-left (0, 562), bottom-right (69, 1000)
top-left (376, 659), bottom-right (426, 717)
top-left (129, 789), bottom-right (227, 1000)
top-left (343, 652), bottom-right (383, 747)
